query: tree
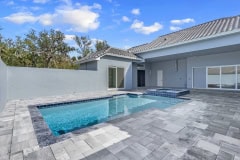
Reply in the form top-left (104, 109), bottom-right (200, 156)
top-left (24, 29), bottom-right (41, 67)
top-left (95, 40), bottom-right (110, 51)
top-left (37, 29), bottom-right (75, 68)
top-left (74, 36), bottom-right (92, 57)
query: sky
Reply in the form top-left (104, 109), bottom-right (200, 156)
top-left (1, 0), bottom-right (240, 52)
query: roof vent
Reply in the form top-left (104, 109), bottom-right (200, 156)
top-left (164, 38), bottom-right (167, 41)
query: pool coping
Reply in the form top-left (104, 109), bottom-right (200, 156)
top-left (28, 93), bottom-right (189, 147)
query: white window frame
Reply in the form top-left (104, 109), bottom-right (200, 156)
top-left (206, 64), bottom-right (240, 90)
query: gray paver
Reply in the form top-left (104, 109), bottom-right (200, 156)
top-left (25, 147), bottom-right (55, 160)
top-left (10, 152), bottom-right (23, 160)
top-left (216, 150), bottom-right (234, 160)
top-left (162, 123), bottom-right (184, 133)
top-left (196, 140), bottom-right (220, 154)
top-left (1, 91), bottom-right (240, 160)
top-left (214, 133), bottom-right (240, 146)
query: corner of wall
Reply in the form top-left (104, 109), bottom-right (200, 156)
top-left (0, 58), bottom-right (8, 112)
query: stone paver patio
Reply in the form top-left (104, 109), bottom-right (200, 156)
top-left (0, 90), bottom-right (240, 160)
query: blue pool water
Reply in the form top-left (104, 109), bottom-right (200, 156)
top-left (39, 94), bottom-right (185, 136)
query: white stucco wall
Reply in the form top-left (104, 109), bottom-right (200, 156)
top-left (145, 59), bottom-right (187, 88)
top-left (0, 59), bottom-right (7, 111)
top-left (98, 56), bottom-right (133, 90)
top-left (7, 67), bottom-right (105, 100)
top-left (186, 50), bottom-right (240, 88)
top-left (5, 55), bottom-right (134, 101)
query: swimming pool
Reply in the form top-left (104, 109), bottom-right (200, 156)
top-left (38, 94), bottom-right (185, 136)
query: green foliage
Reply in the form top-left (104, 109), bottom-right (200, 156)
top-left (0, 29), bottom-right (77, 69)
top-left (0, 29), bottom-right (109, 69)
top-left (73, 36), bottom-right (92, 57)
top-left (95, 40), bottom-right (110, 51)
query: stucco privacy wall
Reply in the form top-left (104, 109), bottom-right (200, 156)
top-left (187, 51), bottom-right (240, 88)
top-left (145, 59), bottom-right (187, 88)
top-left (6, 55), bottom-right (133, 100)
top-left (0, 59), bottom-right (7, 111)
top-left (7, 67), bottom-right (105, 100)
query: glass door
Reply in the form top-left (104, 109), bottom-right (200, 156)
top-left (238, 66), bottom-right (240, 89)
top-left (221, 66), bottom-right (236, 89)
top-left (108, 67), bottom-right (124, 89)
top-left (207, 67), bottom-right (220, 88)
top-left (108, 67), bottom-right (116, 88)
top-left (117, 68), bottom-right (124, 88)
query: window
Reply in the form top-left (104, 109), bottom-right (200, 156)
top-left (238, 66), bottom-right (240, 89)
top-left (207, 67), bottom-right (220, 88)
top-left (221, 66), bottom-right (236, 89)
top-left (108, 67), bottom-right (124, 89)
top-left (207, 65), bottom-right (240, 90)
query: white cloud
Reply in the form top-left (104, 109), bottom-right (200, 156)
top-left (131, 8), bottom-right (140, 15)
top-left (170, 18), bottom-right (195, 25)
top-left (4, 12), bottom-right (55, 26)
top-left (170, 26), bottom-right (182, 31)
top-left (122, 16), bottom-right (130, 22)
top-left (33, 0), bottom-right (49, 4)
top-left (38, 13), bottom-right (56, 25)
top-left (4, 3), bottom-right (101, 32)
top-left (4, 12), bottom-right (37, 24)
top-left (131, 20), bottom-right (163, 35)
top-left (56, 5), bottom-right (100, 32)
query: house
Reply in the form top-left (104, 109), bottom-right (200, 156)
top-left (79, 15), bottom-right (240, 91)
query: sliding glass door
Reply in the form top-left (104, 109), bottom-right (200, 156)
top-left (108, 68), bottom-right (116, 88)
top-left (221, 66), bottom-right (236, 89)
top-left (238, 66), bottom-right (240, 89)
top-left (108, 67), bottom-right (124, 89)
top-left (207, 67), bottom-right (220, 88)
top-left (117, 68), bottom-right (124, 88)
top-left (207, 65), bottom-right (240, 90)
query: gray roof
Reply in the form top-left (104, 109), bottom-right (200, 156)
top-left (129, 15), bottom-right (240, 53)
top-left (78, 47), bottom-right (142, 64)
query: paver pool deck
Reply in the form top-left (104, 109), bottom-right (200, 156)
top-left (0, 90), bottom-right (240, 160)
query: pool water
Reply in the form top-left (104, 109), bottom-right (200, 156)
top-left (39, 94), bottom-right (185, 136)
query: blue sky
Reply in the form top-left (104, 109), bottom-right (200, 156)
top-left (1, 0), bottom-right (240, 51)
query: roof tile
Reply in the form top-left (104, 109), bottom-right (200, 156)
top-left (128, 15), bottom-right (240, 53)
